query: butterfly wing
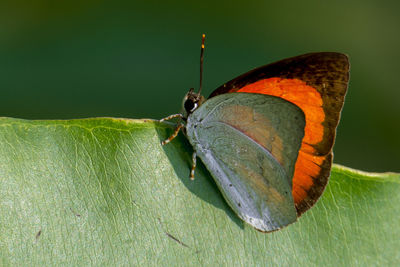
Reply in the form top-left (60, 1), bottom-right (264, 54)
top-left (186, 93), bottom-right (305, 232)
top-left (210, 52), bottom-right (349, 215)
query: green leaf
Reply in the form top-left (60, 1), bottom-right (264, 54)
top-left (0, 117), bottom-right (399, 266)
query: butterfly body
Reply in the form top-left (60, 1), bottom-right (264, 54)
top-left (162, 47), bottom-right (349, 232)
top-left (185, 93), bottom-right (305, 232)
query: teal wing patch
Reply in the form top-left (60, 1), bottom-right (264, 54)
top-left (186, 93), bottom-right (305, 232)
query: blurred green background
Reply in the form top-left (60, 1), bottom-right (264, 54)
top-left (0, 1), bottom-right (399, 172)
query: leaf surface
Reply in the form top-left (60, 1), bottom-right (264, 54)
top-left (0, 117), bottom-right (398, 266)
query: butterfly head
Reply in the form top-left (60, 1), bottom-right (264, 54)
top-left (182, 88), bottom-right (205, 119)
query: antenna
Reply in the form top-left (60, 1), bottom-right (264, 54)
top-left (198, 34), bottom-right (205, 96)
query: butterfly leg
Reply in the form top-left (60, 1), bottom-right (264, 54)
top-left (161, 123), bottom-right (184, 145)
top-left (159, 113), bottom-right (183, 122)
top-left (190, 151), bottom-right (197, 180)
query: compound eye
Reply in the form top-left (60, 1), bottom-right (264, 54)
top-left (184, 99), bottom-right (198, 114)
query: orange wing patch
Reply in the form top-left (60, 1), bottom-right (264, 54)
top-left (237, 78), bottom-right (325, 153)
top-left (234, 77), bottom-right (327, 208)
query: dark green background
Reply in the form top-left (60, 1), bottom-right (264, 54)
top-left (0, 1), bottom-right (399, 172)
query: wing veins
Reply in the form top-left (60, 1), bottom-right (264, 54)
top-left (202, 120), bottom-right (287, 179)
top-left (198, 95), bottom-right (238, 124)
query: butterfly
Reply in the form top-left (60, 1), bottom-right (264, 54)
top-left (160, 34), bottom-right (349, 232)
